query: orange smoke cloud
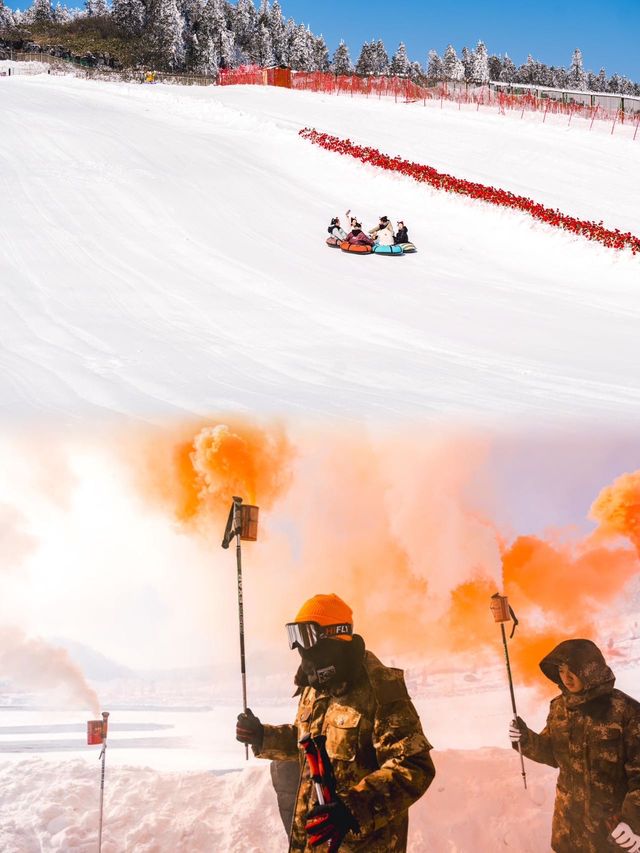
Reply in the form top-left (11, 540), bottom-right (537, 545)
top-left (501, 536), bottom-right (638, 686)
top-left (589, 470), bottom-right (640, 554)
top-left (0, 628), bottom-right (99, 713)
top-left (133, 418), bottom-right (293, 528)
top-left (128, 421), bottom-right (640, 693)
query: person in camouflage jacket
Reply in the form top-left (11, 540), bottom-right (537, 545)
top-left (236, 594), bottom-right (435, 852)
top-left (510, 639), bottom-right (640, 853)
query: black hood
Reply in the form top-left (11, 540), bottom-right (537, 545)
top-left (540, 639), bottom-right (615, 706)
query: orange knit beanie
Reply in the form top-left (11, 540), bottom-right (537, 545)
top-left (294, 593), bottom-right (353, 642)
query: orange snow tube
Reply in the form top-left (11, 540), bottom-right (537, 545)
top-left (339, 241), bottom-right (373, 255)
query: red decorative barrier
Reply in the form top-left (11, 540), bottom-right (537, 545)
top-left (299, 128), bottom-right (640, 255)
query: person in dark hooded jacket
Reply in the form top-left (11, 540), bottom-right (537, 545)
top-left (510, 639), bottom-right (640, 853)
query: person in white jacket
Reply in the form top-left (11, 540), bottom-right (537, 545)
top-left (328, 216), bottom-right (347, 241)
top-left (369, 216), bottom-right (395, 246)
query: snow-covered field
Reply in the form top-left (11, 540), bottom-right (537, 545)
top-left (0, 751), bottom-right (558, 852)
top-left (1, 72), bottom-right (639, 850)
top-left (1, 74), bottom-right (639, 427)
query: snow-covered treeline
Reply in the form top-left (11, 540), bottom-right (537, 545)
top-left (0, 0), bottom-right (638, 93)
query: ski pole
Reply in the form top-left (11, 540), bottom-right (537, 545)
top-left (300, 734), bottom-right (327, 806)
top-left (98, 711), bottom-right (109, 852)
top-left (490, 593), bottom-right (527, 790)
top-left (301, 735), bottom-right (344, 852)
top-left (222, 496), bottom-right (259, 761)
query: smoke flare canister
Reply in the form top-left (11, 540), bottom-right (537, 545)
top-left (490, 593), bottom-right (511, 623)
top-left (239, 504), bottom-right (259, 541)
top-left (87, 720), bottom-right (104, 745)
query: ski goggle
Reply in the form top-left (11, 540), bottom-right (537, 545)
top-left (286, 621), bottom-right (353, 650)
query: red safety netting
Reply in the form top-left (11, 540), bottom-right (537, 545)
top-left (299, 127), bottom-right (640, 255)
top-left (218, 68), bottom-right (640, 137)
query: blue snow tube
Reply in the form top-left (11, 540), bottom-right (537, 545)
top-left (372, 244), bottom-right (404, 256)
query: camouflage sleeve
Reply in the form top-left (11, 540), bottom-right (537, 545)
top-left (342, 676), bottom-right (435, 836)
top-left (255, 724), bottom-right (300, 761)
top-left (621, 713), bottom-right (640, 829)
top-left (516, 710), bottom-right (558, 768)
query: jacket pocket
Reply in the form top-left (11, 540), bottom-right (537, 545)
top-left (324, 706), bottom-right (362, 762)
top-left (588, 727), bottom-right (624, 782)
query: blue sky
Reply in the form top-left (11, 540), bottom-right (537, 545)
top-left (8, 0), bottom-right (639, 81)
top-left (283, 0), bottom-right (640, 81)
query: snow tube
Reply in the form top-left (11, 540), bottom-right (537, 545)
top-left (340, 241), bottom-right (373, 255)
top-left (372, 244), bottom-right (404, 256)
top-left (326, 236), bottom-right (341, 248)
top-left (397, 242), bottom-right (417, 253)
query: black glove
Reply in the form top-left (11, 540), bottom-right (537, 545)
top-left (305, 799), bottom-right (359, 849)
top-left (236, 708), bottom-right (264, 750)
top-left (508, 716), bottom-right (528, 747)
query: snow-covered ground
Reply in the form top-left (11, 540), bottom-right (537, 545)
top-left (1, 73), bottom-right (639, 850)
top-left (0, 75), bottom-right (638, 428)
top-left (0, 751), bottom-right (557, 852)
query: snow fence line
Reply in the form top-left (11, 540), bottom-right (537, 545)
top-left (299, 127), bottom-right (640, 256)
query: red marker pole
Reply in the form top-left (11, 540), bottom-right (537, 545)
top-left (98, 711), bottom-right (109, 852)
top-left (88, 711), bottom-right (110, 852)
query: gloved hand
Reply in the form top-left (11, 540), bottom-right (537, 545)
top-left (305, 799), bottom-right (359, 849)
top-left (612, 822), bottom-right (640, 852)
top-left (236, 708), bottom-right (264, 750)
top-left (509, 717), bottom-right (527, 744)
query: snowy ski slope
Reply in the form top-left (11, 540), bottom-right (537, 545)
top-left (1, 74), bottom-right (639, 428)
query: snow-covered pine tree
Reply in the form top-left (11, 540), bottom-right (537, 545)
top-left (470, 40), bottom-right (489, 83)
top-left (488, 54), bottom-right (502, 81)
top-left (250, 21), bottom-right (275, 66)
top-left (372, 39), bottom-right (389, 75)
top-left (595, 68), bottom-right (607, 92)
top-left (205, 0), bottom-right (234, 67)
top-left (552, 66), bottom-right (568, 88)
top-left (462, 46), bottom-right (476, 81)
top-left (516, 54), bottom-right (539, 85)
top-left (355, 40), bottom-right (374, 75)
top-left (390, 42), bottom-right (410, 77)
top-left (256, 0), bottom-right (268, 27)
top-left (85, 0), bottom-right (110, 17)
top-left (29, 0), bottom-right (55, 24)
top-left (311, 34), bottom-right (329, 72)
top-left (426, 49), bottom-right (443, 80)
top-left (231, 0), bottom-right (256, 53)
top-left (409, 60), bottom-right (423, 81)
top-left (567, 48), bottom-right (586, 90)
top-left (269, 0), bottom-right (287, 65)
top-left (499, 53), bottom-right (516, 83)
top-left (331, 40), bottom-right (352, 75)
top-left (113, 0), bottom-right (145, 35)
top-left (145, 0), bottom-right (185, 69)
top-left (289, 23), bottom-right (313, 71)
top-left (442, 44), bottom-right (464, 81)
top-left (0, 0), bottom-right (15, 28)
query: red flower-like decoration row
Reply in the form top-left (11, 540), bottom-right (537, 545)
top-left (299, 127), bottom-right (640, 256)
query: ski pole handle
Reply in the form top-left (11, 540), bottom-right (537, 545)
top-left (313, 734), bottom-right (337, 803)
top-left (300, 734), bottom-right (326, 805)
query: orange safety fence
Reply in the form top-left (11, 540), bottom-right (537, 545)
top-left (217, 68), bottom-right (640, 137)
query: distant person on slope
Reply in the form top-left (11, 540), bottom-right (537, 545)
top-left (346, 222), bottom-right (374, 247)
top-left (369, 216), bottom-right (395, 246)
top-left (509, 639), bottom-right (640, 853)
top-left (236, 593), bottom-right (435, 852)
top-left (394, 221), bottom-right (409, 245)
top-left (328, 216), bottom-right (347, 241)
